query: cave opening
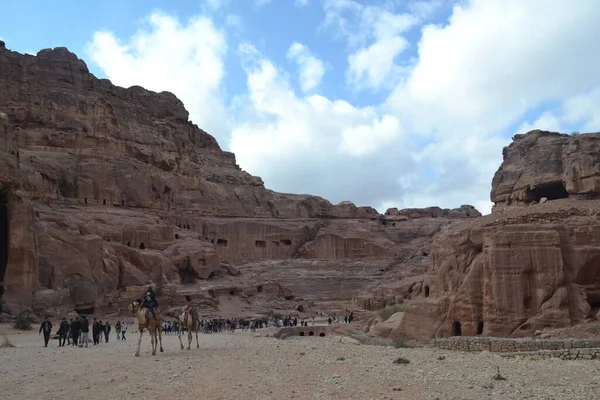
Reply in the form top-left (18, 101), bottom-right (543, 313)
top-left (103, 199), bottom-right (106, 205)
top-left (84, 198), bottom-right (87, 204)
top-left (229, 290), bottom-right (235, 296)
top-left (0, 189), bottom-right (8, 298)
top-left (308, 331), bottom-right (314, 336)
top-left (139, 242), bottom-right (145, 250)
top-left (255, 240), bottom-right (266, 248)
top-left (527, 181), bottom-right (569, 202)
top-left (299, 331), bottom-right (305, 336)
top-left (284, 295), bottom-right (294, 301)
top-left (424, 285), bottom-right (430, 297)
top-left (76, 306), bottom-right (95, 315)
top-left (452, 321), bottom-right (462, 336)
top-left (477, 321), bottom-right (484, 335)
top-left (217, 238), bottom-right (228, 247)
top-left (179, 267), bottom-right (197, 284)
top-left (127, 241), bottom-right (131, 247)
top-left (319, 332), bottom-right (326, 337)
top-left (257, 285), bottom-right (263, 293)
top-left (280, 239), bottom-right (292, 246)
top-left (297, 305), bottom-right (305, 313)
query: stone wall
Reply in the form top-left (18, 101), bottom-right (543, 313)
top-left (433, 336), bottom-right (600, 353)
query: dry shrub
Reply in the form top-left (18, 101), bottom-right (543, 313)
top-left (0, 335), bottom-right (15, 348)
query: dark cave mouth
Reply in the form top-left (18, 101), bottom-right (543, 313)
top-left (527, 181), bottom-right (569, 202)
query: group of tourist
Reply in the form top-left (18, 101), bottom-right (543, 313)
top-left (39, 315), bottom-right (129, 347)
top-left (327, 312), bottom-right (355, 325)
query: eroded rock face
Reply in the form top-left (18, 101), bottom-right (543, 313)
top-left (491, 130), bottom-right (600, 212)
top-left (401, 130), bottom-right (600, 340)
top-left (0, 45), bottom-right (479, 316)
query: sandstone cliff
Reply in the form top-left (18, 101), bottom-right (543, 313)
top-left (491, 130), bottom-right (600, 211)
top-left (401, 131), bottom-right (600, 339)
top-left (0, 43), bottom-right (479, 317)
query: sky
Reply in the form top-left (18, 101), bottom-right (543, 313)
top-left (2, 0), bottom-right (600, 215)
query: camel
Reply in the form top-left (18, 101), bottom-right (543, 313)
top-left (129, 301), bottom-right (164, 356)
top-left (174, 303), bottom-right (200, 350)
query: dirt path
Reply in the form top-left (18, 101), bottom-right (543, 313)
top-left (1, 325), bottom-right (599, 400)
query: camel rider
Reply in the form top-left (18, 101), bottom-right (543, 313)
top-left (183, 295), bottom-right (193, 316)
top-left (141, 286), bottom-right (158, 319)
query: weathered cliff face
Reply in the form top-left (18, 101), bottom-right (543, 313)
top-left (0, 43), bottom-right (479, 317)
top-left (491, 130), bottom-right (600, 212)
top-left (401, 131), bottom-right (600, 340)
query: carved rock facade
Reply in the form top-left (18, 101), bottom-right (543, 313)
top-left (401, 130), bottom-right (600, 339)
top-left (0, 44), bottom-right (479, 316)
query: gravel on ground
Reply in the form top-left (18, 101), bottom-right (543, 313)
top-left (1, 324), bottom-right (599, 400)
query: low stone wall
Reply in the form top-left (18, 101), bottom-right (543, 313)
top-left (273, 326), bottom-right (333, 339)
top-left (499, 347), bottom-right (600, 360)
top-left (432, 336), bottom-right (600, 353)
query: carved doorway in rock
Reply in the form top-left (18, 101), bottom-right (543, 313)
top-left (452, 321), bottom-right (462, 336)
top-left (575, 254), bottom-right (600, 317)
top-left (0, 187), bottom-right (8, 298)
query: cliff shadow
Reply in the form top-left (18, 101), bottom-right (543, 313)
top-left (0, 185), bottom-right (8, 298)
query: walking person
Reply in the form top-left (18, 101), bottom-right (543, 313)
top-left (39, 316), bottom-right (53, 347)
top-left (66, 318), bottom-right (74, 345)
top-left (115, 321), bottom-right (121, 340)
top-left (71, 317), bottom-right (81, 346)
top-left (104, 321), bottom-right (111, 343)
top-left (121, 321), bottom-right (127, 341)
top-left (57, 317), bottom-right (69, 347)
top-left (92, 318), bottom-right (100, 345)
top-left (79, 316), bottom-right (89, 347)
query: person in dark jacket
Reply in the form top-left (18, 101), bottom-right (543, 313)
top-left (57, 318), bottom-right (69, 347)
top-left (39, 316), bottom-right (53, 347)
top-left (92, 318), bottom-right (101, 345)
top-left (80, 316), bottom-right (89, 347)
top-left (71, 317), bottom-right (81, 346)
top-left (140, 286), bottom-right (158, 319)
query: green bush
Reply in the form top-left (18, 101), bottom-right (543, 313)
top-left (12, 314), bottom-right (33, 330)
top-left (378, 305), bottom-right (406, 321)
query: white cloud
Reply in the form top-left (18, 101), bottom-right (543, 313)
top-left (230, 43), bottom-right (414, 207)
top-left (255, 0), bottom-right (272, 6)
top-left (295, 0), bottom-right (310, 6)
top-left (86, 12), bottom-right (230, 142)
top-left (286, 42), bottom-right (326, 92)
top-left (516, 112), bottom-right (562, 134)
top-left (561, 87), bottom-right (600, 132)
top-left (85, 1), bottom-right (600, 216)
top-left (385, 0), bottom-right (600, 137)
top-left (321, 1), bottom-right (419, 89)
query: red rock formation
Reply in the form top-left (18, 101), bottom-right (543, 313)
top-left (401, 130), bottom-right (600, 339)
top-left (0, 43), bottom-right (479, 317)
top-left (491, 130), bottom-right (600, 212)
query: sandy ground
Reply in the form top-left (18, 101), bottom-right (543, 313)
top-left (1, 324), bottom-right (599, 400)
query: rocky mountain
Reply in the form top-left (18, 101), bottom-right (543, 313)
top-left (0, 42), bottom-right (480, 317)
top-left (401, 130), bottom-right (600, 339)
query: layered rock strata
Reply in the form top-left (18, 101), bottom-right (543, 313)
top-left (0, 43), bottom-right (479, 316)
top-left (401, 131), bottom-right (600, 339)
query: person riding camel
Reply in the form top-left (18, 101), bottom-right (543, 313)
top-left (183, 295), bottom-right (193, 317)
top-left (140, 286), bottom-right (158, 319)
